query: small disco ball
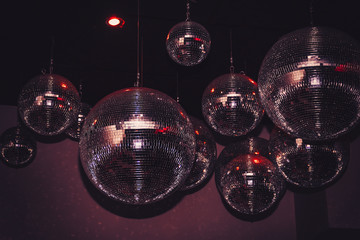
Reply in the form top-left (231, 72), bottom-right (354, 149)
top-left (269, 127), bottom-right (349, 189)
top-left (166, 21), bottom-right (211, 66)
top-left (258, 26), bottom-right (360, 141)
top-left (181, 116), bottom-right (217, 191)
top-left (66, 102), bottom-right (91, 141)
top-left (0, 126), bottom-right (37, 167)
top-left (215, 138), bottom-right (285, 216)
top-left (18, 74), bottom-right (81, 136)
top-left (202, 73), bottom-right (264, 136)
top-left (79, 87), bottom-right (196, 205)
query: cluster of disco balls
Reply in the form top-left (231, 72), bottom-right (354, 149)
top-left (199, 25), bottom-right (360, 217)
top-left (4, 6), bottom-right (360, 220)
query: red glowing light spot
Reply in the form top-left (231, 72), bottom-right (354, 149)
top-left (335, 64), bottom-right (348, 72)
top-left (249, 79), bottom-right (257, 85)
top-left (155, 127), bottom-right (169, 134)
top-left (179, 111), bottom-right (186, 119)
top-left (57, 97), bottom-right (64, 101)
top-left (107, 16), bottom-right (125, 28)
top-left (93, 119), bottom-right (98, 125)
top-left (195, 130), bottom-right (200, 135)
top-left (61, 83), bottom-right (67, 89)
top-left (211, 88), bottom-right (215, 93)
top-left (59, 104), bottom-right (64, 108)
top-left (236, 166), bottom-right (240, 171)
top-left (254, 151), bottom-right (259, 155)
top-left (193, 37), bottom-right (202, 42)
top-left (253, 159), bottom-right (260, 164)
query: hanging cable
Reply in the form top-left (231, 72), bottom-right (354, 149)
top-left (176, 72), bottom-right (180, 103)
top-left (186, 0), bottom-right (191, 21)
top-left (49, 36), bottom-right (55, 74)
top-left (229, 28), bottom-right (235, 73)
top-left (134, 0), bottom-right (141, 87)
top-left (309, 0), bottom-right (315, 27)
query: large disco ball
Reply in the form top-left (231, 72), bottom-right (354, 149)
top-left (215, 138), bottom-right (285, 216)
top-left (166, 21), bottom-right (211, 66)
top-left (0, 126), bottom-right (37, 167)
top-left (202, 73), bottom-right (264, 136)
top-left (18, 74), bottom-right (81, 136)
top-left (66, 102), bottom-right (91, 141)
top-left (258, 26), bottom-right (360, 141)
top-left (79, 87), bottom-right (196, 205)
top-left (269, 127), bottom-right (349, 189)
top-left (182, 116), bottom-right (217, 191)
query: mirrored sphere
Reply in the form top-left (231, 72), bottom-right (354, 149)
top-left (215, 138), bottom-right (285, 215)
top-left (79, 87), bottom-right (196, 205)
top-left (66, 102), bottom-right (91, 141)
top-left (166, 21), bottom-right (211, 66)
top-left (18, 74), bottom-right (81, 136)
top-left (182, 116), bottom-right (217, 191)
top-left (258, 26), bottom-right (360, 141)
top-left (202, 73), bottom-right (264, 136)
top-left (0, 126), bottom-right (37, 167)
top-left (269, 127), bottom-right (349, 189)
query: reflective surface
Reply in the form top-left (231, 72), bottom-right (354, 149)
top-left (258, 27), bottom-right (360, 140)
top-left (269, 127), bottom-right (349, 189)
top-left (66, 102), bottom-right (91, 140)
top-left (79, 87), bottom-right (196, 205)
top-left (202, 73), bottom-right (264, 136)
top-left (18, 74), bottom-right (80, 136)
top-left (215, 138), bottom-right (285, 215)
top-left (0, 126), bottom-right (37, 167)
top-left (182, 116), bottom-right (217, 191)
top-left (166, 21), bottom-right (211, 66)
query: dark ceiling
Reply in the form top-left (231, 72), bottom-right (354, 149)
top-left (1, 0), bottom-right (360, 121)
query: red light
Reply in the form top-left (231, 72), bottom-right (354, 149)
top-left (335, 64), bottom-right (348, 72)
top-left (249, 79), bottom-right (257, 85)
top-left (254, 151), bottom-right (259, 155)
top-left (253, 159), bottom-right (260, 164)
top-left (195, 130), bottom-right (200, 135)
top-left (57, 97), bottom-right (64, 101)
top-left (61, 83), bottom-right (67, 89)
top-left (236, 166), bottom-right (240, 171)
top-left (211, 88), bottom-right (215, 93)
top-left (194, 37), bottom-right (202, 42)
top-left (107, 16), bottom-right (125, 28)
top-left (155, 127), bottom-right (169, 134)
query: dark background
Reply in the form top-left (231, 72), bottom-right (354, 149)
top-left (1, 0), bottom-right (360, 120)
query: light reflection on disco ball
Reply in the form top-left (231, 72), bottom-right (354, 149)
top-left (182, 116), bottom-right (217, 191)
top-left (202, 73), bottom-right (264, 136)
top-left (215, 138), bottom-right (285, 216)
top-left (269, 127), bottom-right (349, 189)
top-left (66, 102), bottom-right (91, 141)
top-left (18, 74), bottom-right (81, 136)
top-left (166, 21), bottom-right (211, 66)
top-left (0, 126), bottom-right (37, 167)
top-left (258, 26), bottom-right (360, 141)
top-left (79, 87), bottom-right (196, 205)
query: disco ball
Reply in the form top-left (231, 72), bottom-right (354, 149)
top-left (0, 126), bottom-right (37, 167)
top-left (66, 102), bottom-right (91, 140)
top-left (79, 87), bottom-right (196, 205)
top-left (269, 127), bottom-right (349, 189)
top-left (166, 21), bottom-right (211, 66)
top-left (202, 73), bottom-right (264, 136)
top-left (258, 26), bottom-right (360, 141)
top-left (215, 138), bottom-right (285, 216)
top-left (181, 116), bottom-right (217, 191)
top-left (18, 74), bottom-right (81, 136)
